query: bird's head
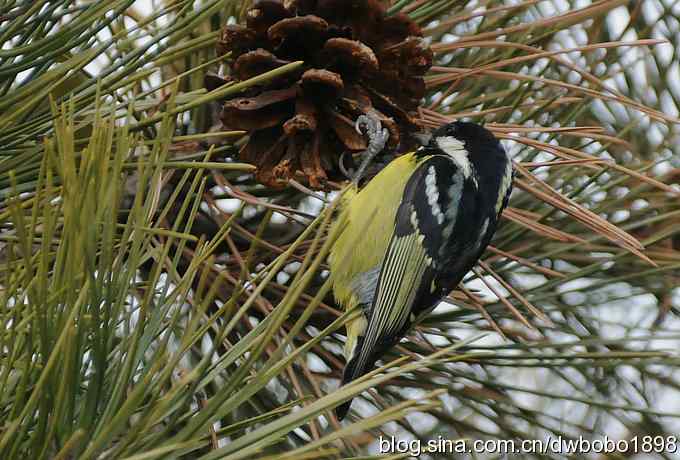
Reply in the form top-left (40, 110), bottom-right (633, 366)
top-left (428, 121), bottom-right (499, 154)
top-left (413, 121), bottom-right (511, 194)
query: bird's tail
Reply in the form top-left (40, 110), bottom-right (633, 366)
top-left (335, 361), bottom-right (356, 420)
top-left (335, 336), bottom-right (376, 420)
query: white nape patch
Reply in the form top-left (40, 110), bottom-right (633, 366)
top-left (436, 136), bottom-right (471, 178)
top-left (425, 166), bottom-right (444, 224)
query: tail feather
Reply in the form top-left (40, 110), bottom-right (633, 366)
top-left (335, 356), bottom-right (360, 420)
top-left (335, 337), bottom-right (377, 421)
top-left (335, 399), bottom-right (352, 421)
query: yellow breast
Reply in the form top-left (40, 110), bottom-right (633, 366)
top-left (329, 152), bottom-right (419, 309)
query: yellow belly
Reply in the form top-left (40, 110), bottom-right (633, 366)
top-left (329, 152), bottom-right (418, 310)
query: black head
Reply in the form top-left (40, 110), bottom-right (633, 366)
top-left (427, 121), bottom-right (500, 152)
top-left (419, 121), bottom-right (511, 195)
top-left (418, 121), bottom-right (507, 167)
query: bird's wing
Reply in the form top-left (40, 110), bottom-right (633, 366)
top-left (345, 155), bottom-right (476, 383)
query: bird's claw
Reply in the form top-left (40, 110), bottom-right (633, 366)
top-left (355, 114), bottom-right (389, 156)
top-left (351, 114), bottom-right (390, 183)
top-left (355, 114), bottom-right (380, 136)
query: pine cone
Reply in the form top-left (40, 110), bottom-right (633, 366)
top-left (216, 0), bottom-right (432, 189)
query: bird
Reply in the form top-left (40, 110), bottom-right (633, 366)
top-left (329, 117), bottom-right (514, 420)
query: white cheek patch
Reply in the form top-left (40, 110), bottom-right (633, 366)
top-left (436, 136), bottom-right (472, 178)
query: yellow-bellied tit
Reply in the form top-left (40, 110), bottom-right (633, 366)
top-left (329, 117), bottom-right (514, 420)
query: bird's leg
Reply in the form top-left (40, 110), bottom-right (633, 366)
top-left (351, 113), bottom-right (389, 184)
